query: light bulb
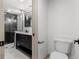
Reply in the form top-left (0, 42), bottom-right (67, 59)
top-left (7, 9), bottom-right (11, 12)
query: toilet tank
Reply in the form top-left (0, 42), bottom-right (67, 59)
top-left (54, 39), bottom-right (73, 54)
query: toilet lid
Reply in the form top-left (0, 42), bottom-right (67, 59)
top-left (49, 51), bottom-right (68, 59)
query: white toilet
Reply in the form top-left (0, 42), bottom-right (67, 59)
top-left (49, 39), bottom-right (73, 59)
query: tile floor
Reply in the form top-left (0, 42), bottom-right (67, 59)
top-left (5, 43), bottom-right (31, 59)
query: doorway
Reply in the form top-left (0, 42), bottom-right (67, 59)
top-left (4, 0), bottom-right (32, 59)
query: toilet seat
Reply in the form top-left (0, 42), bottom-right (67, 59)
top-left (49, 51), bottom-right (68, 59)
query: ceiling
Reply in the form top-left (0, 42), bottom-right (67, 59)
top-left (4, 0), bottom-right (32, 13)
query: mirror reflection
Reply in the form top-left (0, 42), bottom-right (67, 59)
top-left (4, 0), bottom-right (32, 59)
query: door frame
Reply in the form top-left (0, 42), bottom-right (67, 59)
top-left (0, 0), bottom-right (4, 59)
top-left (32, 0), bottom-right (38, 59)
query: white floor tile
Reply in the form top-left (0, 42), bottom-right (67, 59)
top-left (5, 43), bottom-right (31, 59)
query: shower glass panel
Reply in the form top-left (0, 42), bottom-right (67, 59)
top-left (4, 13), bottom-right (17, 44)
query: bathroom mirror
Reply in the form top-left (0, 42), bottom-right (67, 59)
top-left (4, 0), bottom-right (32, 59)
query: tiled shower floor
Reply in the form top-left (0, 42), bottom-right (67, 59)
top-left (5, 43), bottom-right (30, 59)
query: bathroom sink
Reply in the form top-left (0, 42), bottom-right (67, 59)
top-left (15, 31), bottom-right (32, 35)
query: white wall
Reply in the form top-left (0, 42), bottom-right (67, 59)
top-left (48, 0), bottom-right (79, 53)
top-left (38, 0), bottom-right (48, 59)
top-left (37, 0), bottom-right (79, 58)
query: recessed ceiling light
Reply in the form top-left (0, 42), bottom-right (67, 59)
top-left (20, 0), bottom-right (24, 2)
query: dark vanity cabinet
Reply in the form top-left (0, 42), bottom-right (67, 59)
top-left (15, 33), bottom-right (32, 56)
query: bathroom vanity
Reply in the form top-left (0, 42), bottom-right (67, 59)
top-left (15, 31), bottom-right (32, 56)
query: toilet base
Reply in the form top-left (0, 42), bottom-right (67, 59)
top-left (49, 51), bottom-right (68, 59)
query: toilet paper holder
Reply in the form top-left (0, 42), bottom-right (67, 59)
top-left (74, 39), bottom-right (79, 44)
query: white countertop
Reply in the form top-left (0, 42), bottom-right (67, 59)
top-left (15, 31), bottom-right (32, 35)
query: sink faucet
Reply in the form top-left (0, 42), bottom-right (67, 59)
top-left (26, 30), bottom-right (29, 33)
